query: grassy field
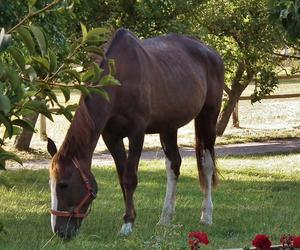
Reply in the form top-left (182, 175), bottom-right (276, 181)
top-left (1, 153), bottom-right (300, 249)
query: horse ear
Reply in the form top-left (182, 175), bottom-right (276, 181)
top-left (47, 138), bottom-right (57, 157)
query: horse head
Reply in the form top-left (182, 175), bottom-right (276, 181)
top-left (47, 138), bottom-right (97, 239)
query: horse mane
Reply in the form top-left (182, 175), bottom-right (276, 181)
top-left (49, 96), bottom-right (95, 180)
top-left (57, 95), bottom-right (95, 158)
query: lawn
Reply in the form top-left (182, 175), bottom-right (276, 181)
top-left (1, 153), bottom-right (300, 249)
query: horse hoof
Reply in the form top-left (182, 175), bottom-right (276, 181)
top-left (157, 215), bottom-right (172, 226)
top-left (200, 216), bottom-right (212, 225)
top-left (119, 223), bottom-right (133, 236)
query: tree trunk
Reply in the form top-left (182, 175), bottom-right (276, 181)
top-left (216, 63), bottom-right (252, 136)
top-left (14, 112), bottom-right (39, 151)
top-left (39, 115), bottom-right (47, 141)
top-left (232, 102), bottom-right (240, 128)
top-left (217, 88), bottom-right (244, 136)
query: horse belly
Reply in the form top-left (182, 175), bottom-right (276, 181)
top-left (146, 94), bottom-right (205, 133)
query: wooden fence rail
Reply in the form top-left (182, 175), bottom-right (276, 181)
top-left (232, 92), bottom-right (300, 127)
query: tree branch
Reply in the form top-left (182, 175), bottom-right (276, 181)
top-left (272, 52), bottom-right (300, 60)
top-left (7, 0), bottom-right (62, 34)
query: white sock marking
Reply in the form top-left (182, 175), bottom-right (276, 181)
top-left (157, 158), bottom-right (177, 225)
top-left (50, 178), bottom-right (58, 233)
top-left (120, 222), bottom-right (133, 235)
top-left (200, 149), bottom-right (213, 225)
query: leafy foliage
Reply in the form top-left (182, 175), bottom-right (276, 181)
top-left (269, 0), bottom-right (300, 39)
top-left (0, 0), bottom-right (119, 169)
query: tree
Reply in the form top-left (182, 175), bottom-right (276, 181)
top-left (0, 0), bottom-right (119, 169)
top-left (190, 0), bottom-right (286, 135)
top-left (269, 0), bottom-right (300, 74)
top-left (269, 0), bottom-right (300, 39)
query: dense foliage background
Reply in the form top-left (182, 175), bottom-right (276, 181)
top-left (0, 0), bottom-right (299, 166)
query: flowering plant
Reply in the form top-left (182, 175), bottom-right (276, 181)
top-left (252, 234), bottom-right (272, 250)
top-left (280, 235), bottom-right (300, 249)
top-left (188, 231), bottom-right (209, 249)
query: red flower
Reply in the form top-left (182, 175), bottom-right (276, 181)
top-left (252, 234), bottom-right (272, 250)
top-left (188, 231), bottom-right (209, 245)
top-left (188, 231), bottom-right (209, 249)
top-left (293, 236), bottom-right (300, 248)
top-left (280, 234), bottom-right (294, 247)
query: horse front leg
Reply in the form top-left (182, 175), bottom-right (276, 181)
top-left (120, 131), bottom-right (145, 235)
top-left (102, 131), bottom-right (127, 202)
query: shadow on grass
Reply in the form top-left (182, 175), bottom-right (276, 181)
top-left (0, 166), bottom-right (300, 249)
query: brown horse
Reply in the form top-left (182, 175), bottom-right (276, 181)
top-left (47, 28), bottom-right (224, 239)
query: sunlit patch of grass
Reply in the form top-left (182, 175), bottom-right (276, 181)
top-left (1, 153), bottom-right (300, 249)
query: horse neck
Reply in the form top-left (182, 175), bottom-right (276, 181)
top-left (59, 94), bottom-right (111, 165)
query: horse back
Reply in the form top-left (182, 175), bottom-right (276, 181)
top-left (103, 29), bottom-right (223, 134)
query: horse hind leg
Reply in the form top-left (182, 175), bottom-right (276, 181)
top-left (157, 130), bottom-right (181, 225)
top-left (194, 107), bottom-right (219, 225)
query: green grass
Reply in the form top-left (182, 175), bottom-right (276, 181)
top-left (1, 153), bottom-right (300, 249)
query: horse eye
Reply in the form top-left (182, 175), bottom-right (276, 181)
top-left (58, 182), bottom-right (68, 189)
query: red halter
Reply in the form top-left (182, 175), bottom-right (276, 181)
top-left (50, 158), bottom-right (96, 218)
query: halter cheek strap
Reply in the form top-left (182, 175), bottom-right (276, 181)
top-left (50, 157), bottom-right (96, 218)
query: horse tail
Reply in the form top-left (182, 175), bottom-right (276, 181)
top-left (194, 112), bottom-right (219, 192)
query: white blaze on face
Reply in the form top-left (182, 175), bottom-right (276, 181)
top-left (50, 178), bottom-right (58, 233)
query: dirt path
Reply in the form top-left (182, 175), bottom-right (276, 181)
top-left (6, 138), bottom-right (300, 170)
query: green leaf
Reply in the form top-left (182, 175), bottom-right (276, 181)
top-left (60, 69), bottom-right (81, 83)
top-left (3, 125), bottom-right (22, 139)
top-left (0, 151), bottom-right (22, 165)
top-left (0, 112), bottom-right (13, 138)
top-left (23, 100), bottom-right (53, 121)
top-left (92, 62), bottom-right (103, 83)
top-left (66, 104), bottom-right (78, 111)
top-left (0, 28), bottom-right (12, 52)
top-left (6, 68), bottom-right (21, 92)
top-left (32, 56), bottom-right (50, 71)
top-left (30, 25), bottom-right (47, 56)
top-left (11, 119), bottom-right (35, 132)
top-left (86, 28), bottom-right (108, 42)
top-left (60, 87), bottom-right (70, 102)
top-left (80, 23), bottom-right (87, 43)
top-left (17, 26), bottom-right (35, 54)
top-left (100, 74), bottom-right (121, 86)
top-left (27, 0), bottom-right (38, 7)
top-left (89, 87), bottom-right (110, 101)
top-left (81, 69), bottom-right (94, 82)
top-left (0, 94), bottom-right (11, 115)
top-left (74, 85), bottom-right (90, 96)
top-left (48, 49), bottom-right (57, 73)
top-left (25, 65), bottom-right (37, 82)
top-left (57, 108), bottom-right (73, 122)
top-left (8, 47), bottom-right (26, 71)
top-left (84, 46), bottom-right (104, 57)
top-left (44, 88), bottom-right (58, 104)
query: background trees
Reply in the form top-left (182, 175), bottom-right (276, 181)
top-left (1, 0), bottom-right (298, 167)
top-left (191, 0), bottom-right (286, 135)
top-left (0, 0), bottom-right (119, 169)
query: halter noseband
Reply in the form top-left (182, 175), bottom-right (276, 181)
top-left (50, 158), bottom-right (96, 218)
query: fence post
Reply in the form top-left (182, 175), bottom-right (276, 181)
top-left (39, 114), bottom-right (47, 141)
top-left (232, 102), bottom-right (240, 128)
